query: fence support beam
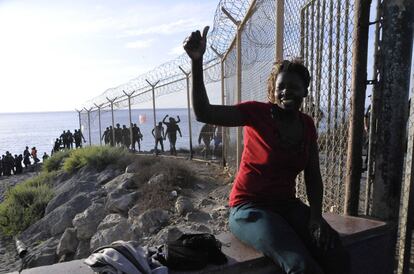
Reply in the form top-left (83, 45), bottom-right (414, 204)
top-left (179, 66), bottom-right (193, 159)
top-left (75, 109), bottom-right (82, 134)
top-left (344, 0), bottom-right (371, 216)
top-left (123, 90), bottom-right (136, 151)
top-left (146, 79), bottom-right (160, 130)
top-left (275, 0), bottom-right (284, 60)
top-left (371, 0), bottom-right (414, 221)
top-left (106, 97), bottom-right (117, 146)
top-left (83, 107), bottom-right (93, 146)
top-left (94, 104), bottom-right (103, 146)
top-left (211, 46), bottom-right (226, 167)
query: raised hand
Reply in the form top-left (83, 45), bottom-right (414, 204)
top-left (183, 26), bottom-right (210, 61)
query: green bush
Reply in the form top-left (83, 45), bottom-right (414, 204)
top-left (0, 178), bottom-right (54, 236)
top-left (63, 146), bottom-right (132, 173)
top-left (42, 150), bottom-right (71, 172)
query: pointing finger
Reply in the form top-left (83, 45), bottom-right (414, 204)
top-left (202, 26), bottom-right (210, 38)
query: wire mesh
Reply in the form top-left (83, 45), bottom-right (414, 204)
top-left (284, 0), bottom-right (355, 214)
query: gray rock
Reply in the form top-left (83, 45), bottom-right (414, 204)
top-left (125, 163), bottom-right (139, 173)
top-left (175, 196), bottom-right (193, 216)
top-left (190, 223), bottom-right (212, 233)
top-left (105, 188), bottom-right (139, 214)
top-left (211, 206), bottom-right (229, 219)
top-left (46, 179), bottom-right (96, 214)
top-left (72, 203), bottom-right (106, 240)
top-left (185, 211), bottom-right (212, 223)
top-left (97, 168), bottom-right (122, 185)
top-left (97, 214), bottom-right (124, 230)
top-left (104, 173), bottom-right (135, 191)
top-left (90, 216), bottom-right (132, 251)
top-left (56, 228), bottom-right (78, 257)
top-left (198, 198), bottom-right (216, 208)
top-left (128, 204), bottom-right (141, 220)
top-left (74, 240), bottom-right (91, 259)
top-left (131, 209), bottom-right (169, 235)
top-left (147, 173), bottom-right (167, 185)
top-left (25, 237), bottom-right (60, 268)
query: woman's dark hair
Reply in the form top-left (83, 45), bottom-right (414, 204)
top-left (267, 59), bottom-right (311, 103)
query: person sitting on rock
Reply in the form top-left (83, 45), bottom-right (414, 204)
top-left (184, 26), bottom-right (349, 274)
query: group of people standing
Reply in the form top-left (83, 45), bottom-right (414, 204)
top-left (0, 146), bottom-right (48, 177)
top-left (101, 123), bottom-right (143, 151)
top-left (53, 129), bottom-right (86, 153)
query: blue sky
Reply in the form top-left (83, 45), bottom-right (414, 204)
top-left (0, 0), bottom-right (217, 113)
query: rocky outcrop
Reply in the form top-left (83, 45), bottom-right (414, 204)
top-left (90, 214), bottom-right (132, 251)
top-left (130, 209), bottom-right (170, 236)
top-left (105, 188), bottom-right (139, 215)
top-left (175, 196), bottom-right (193, 216)
top-left (103, 173), bottom-right (135, 191)
top-left (72, 203), bottom-right (106, 240)
top-left (57, 228), bottom-right (78, 257)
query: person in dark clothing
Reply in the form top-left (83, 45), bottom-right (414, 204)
top-left (115, 124), bottom-right (122, 147)
top-left (109, 126), bottom-right (115, 146)
top-left (152, 122), bottom-right (165, 155)
top-left (198, 124), bottom-right (215, 158)
top-left (0, 157), bottom-right (3, 176)
top-left (163, 115), bottom-right (182, 156)
top-left (131, 123), bottom-right (143, 152)
top-left (74, 129), bottom-right (86, 148)
top-left (122, 125), bottom-right (131, 149)
top-left (4, 152), bottom-right (14, 176)
top-left (53, 138), bottom-right (61, 153)
top-left (60, 130), bottom-right (67, 148)
top-left (66, 130), bottom-right (74, 149)
top-left (102, 127), bottom-right (110, 145)
top-left (14, 154), bottom-right (23, 174)
top-left (23, 146), bottom-right (31, 168)
top-left (42, 152), bottom-right (49, 162)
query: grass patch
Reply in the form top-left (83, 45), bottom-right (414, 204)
top-left (42, 150), bottom-right (71, 172)
top-left (63, 146), bottom-right (132, 173)
top-left (130, 156), bottom-right (195, 212)
top-left (0, 172), bottom-right (57, 236)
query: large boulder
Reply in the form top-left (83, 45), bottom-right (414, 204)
top-left (104, 173), bottom-right (135, 191)
top-left (75, 240), bottom-right (91, 259)
top-left (25, 236), bottom-right (60, 268)
top-left (97, 167), bottom-right (122, 185)
top-left (185, 211), bottom-right (212, 223)
top-left (105, 188), bottom-right (139, 214)
top-left (56, 228), bottom-right (78, 257)
top-left (175, 196), bottom-right (193, 216)
top-left (147, 173), bottom-right (167, 185)
top-left (90, 215), bottom-right (132, 251)
top-left (46, 179), bottom-right (96, 214)
top-left (72, 203), bottom-right (106, 240)
top-left (130, 209), bottom-right (170, 236)
top-left (97, 214), bottom-right (124, 230)
top-left (125, 163), bottom-right (139, 174)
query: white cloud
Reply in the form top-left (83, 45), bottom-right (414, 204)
top-left (169, 44), bottom-right (185, 56)
top-left (125, 39), bottom-right (153, 49)
top-left (121, 19), bottom-right (201, 37)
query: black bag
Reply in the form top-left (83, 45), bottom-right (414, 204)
top-left (164, 233), bottom-right (227, 270)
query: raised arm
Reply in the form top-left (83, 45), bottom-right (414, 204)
top-left (184, 26), bottom-right (245, 127)
top-left (162, 115), bottom-right (169, 125)
top-left (176, 115), bottom-right (181, 123)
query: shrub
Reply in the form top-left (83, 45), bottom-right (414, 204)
top-left (42, 150), bottom-right (71, 172)
top-left (63, 146), bottom-right (132, 173)
top-left (0, 178), bottom-right (54, 236)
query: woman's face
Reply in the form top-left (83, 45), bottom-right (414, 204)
top-left (274, 71), bottom-right (306, 111)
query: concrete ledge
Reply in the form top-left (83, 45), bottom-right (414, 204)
top-left (8, 213), bottom-right (395, 274)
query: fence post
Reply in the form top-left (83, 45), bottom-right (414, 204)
top-left (371, 0), bottom-right (414, 221)
top-left (75, 109), bottom-right (82, 133)
top-left (275, 0), bottom-right (284, 60)
top-left (94, 103), bottom-right (103, 146)
top-left (146, 80), bottom-right (160, 130)
top-left (83, 107), bottom-right (93, 146)
top-left (344, 0), bottom-right (371, 216)
top-left (106, 97), bottom-right (117, 146)
top-left (211, 46), bottom-right (226, 167)
top-left (178, 66), bottom-right (193, 159)
top-left (123, 90), bottom-right (137, 151)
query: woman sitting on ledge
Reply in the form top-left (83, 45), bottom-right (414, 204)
top-left (184, 26), bottom-right (350, 274)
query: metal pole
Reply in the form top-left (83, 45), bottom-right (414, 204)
top-left (236, 24), bottom-right (242, 170)
top-left (275, 0), bottom-right (284, 60)
top-left (123, 90), bottom-right (135, 151)
top-left (179, 66), bottom-right (193, 159)
top-left (364, 0), bottom-right (382, 215)
top-left (344, 0), bottom-right (371, 216)
top-left (84, 108), bottom-right (92, 146)
top-left (146, 80), bottom-right (160, 130)
top-left (211, 46), bottom-right (226, 167)
top-left (94, 104), bottom-right (102, 146)
top-left (76, 109), bottom-right (82, 133)
top-left (107, 97), bottom-right (116, 146)
top-left (371, 0), bottom-right (414, 221)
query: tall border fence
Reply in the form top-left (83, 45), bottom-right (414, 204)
top-left (78, 0), bottom-right (414, 271)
